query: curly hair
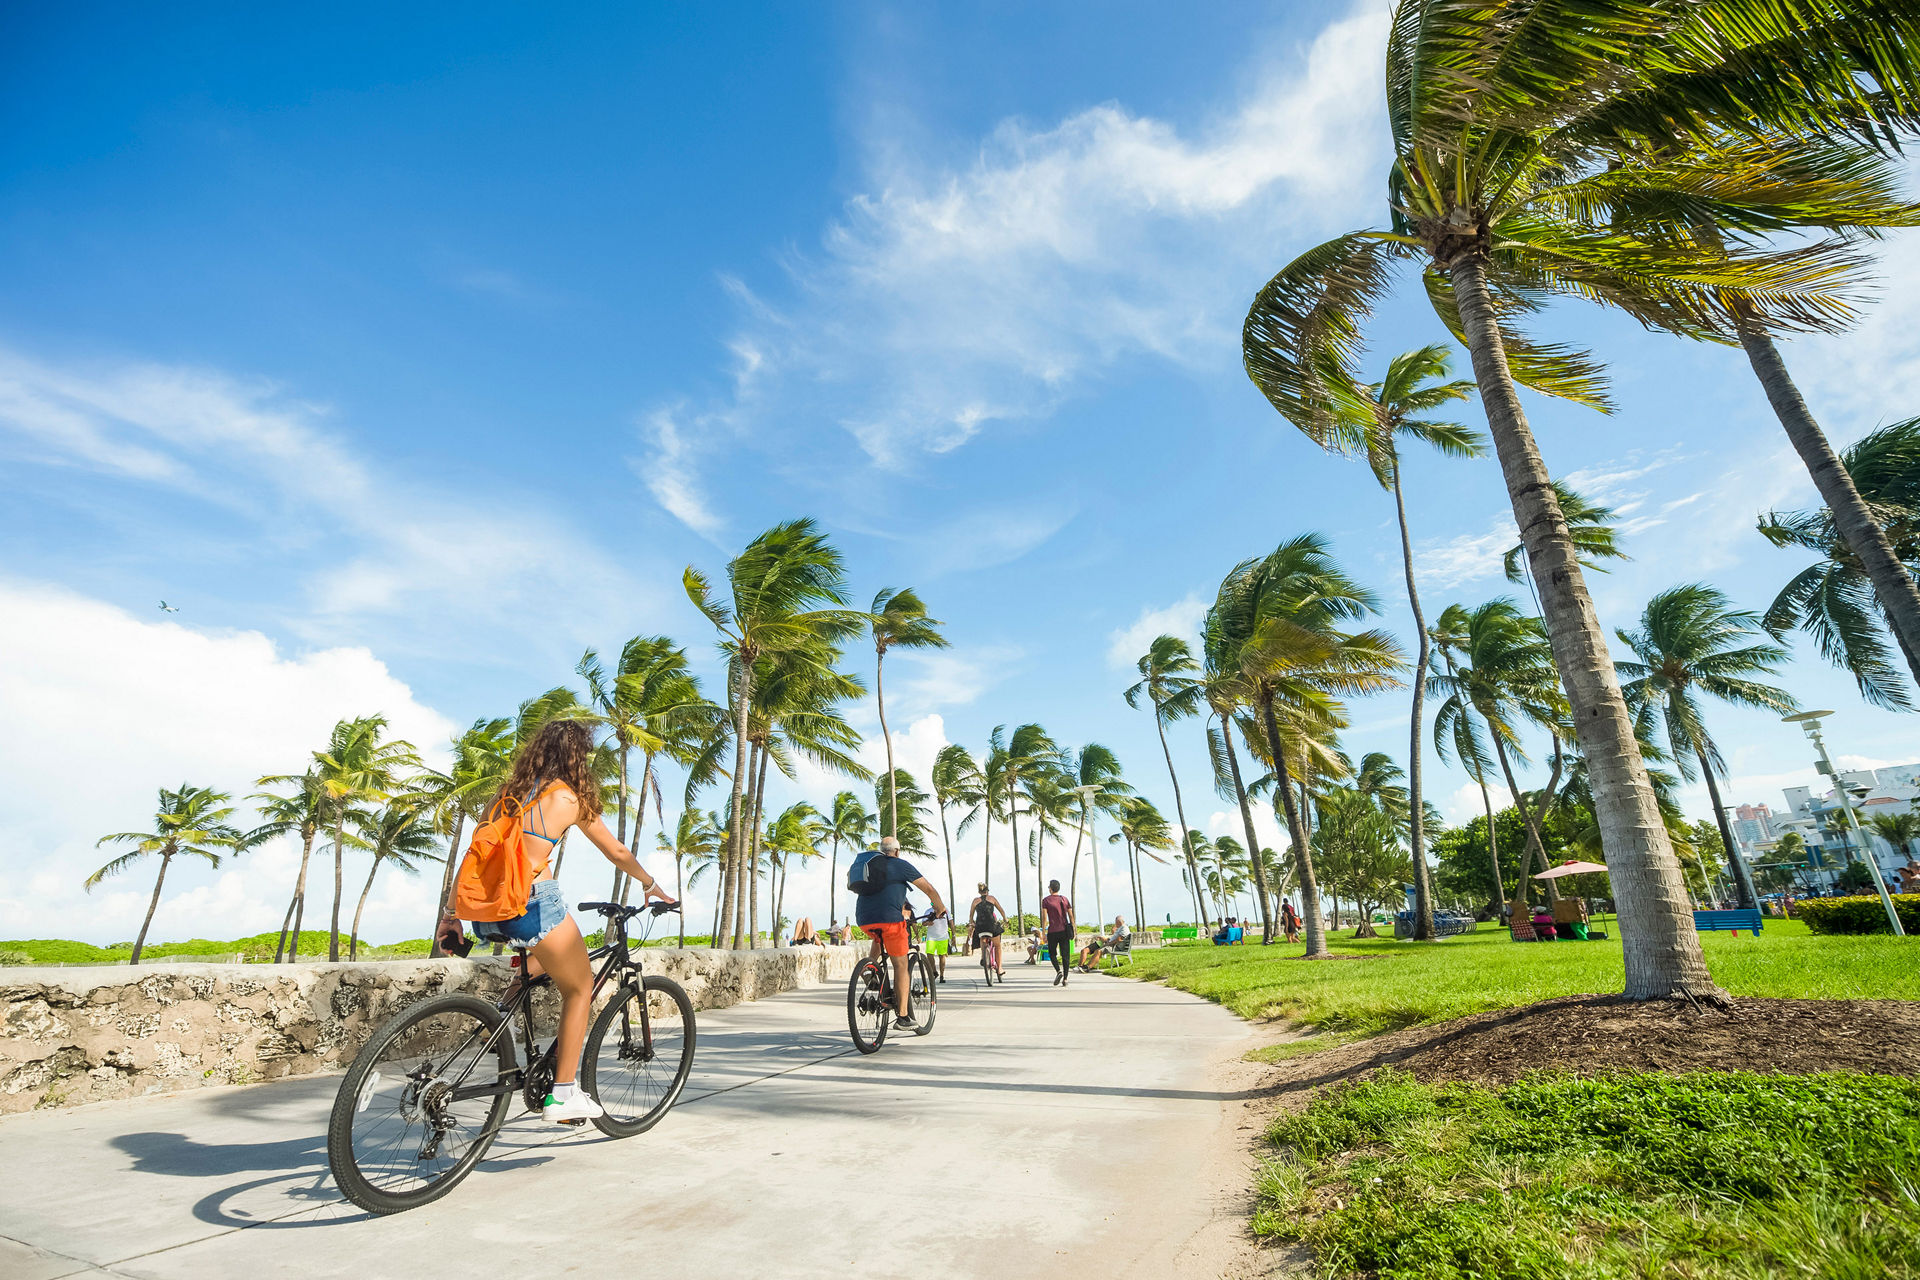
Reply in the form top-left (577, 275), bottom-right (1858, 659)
top-left (494, 719), bottom-right (602, 821)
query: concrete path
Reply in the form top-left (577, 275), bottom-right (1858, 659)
top-left (0, 962), bottom-right (1264, 1279)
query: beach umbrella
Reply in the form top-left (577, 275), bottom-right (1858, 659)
top-left (1532, 860), bottom-right (1612, 934)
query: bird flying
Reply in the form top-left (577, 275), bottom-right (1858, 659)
top-left (158, 601), bottom-right (178, 613)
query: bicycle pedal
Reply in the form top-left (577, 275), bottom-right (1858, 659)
top-left (557, 1118), bottom-right (588, 1127)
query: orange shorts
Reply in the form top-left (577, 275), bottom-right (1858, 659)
top-left (862, 920), bottom-right (909, 957)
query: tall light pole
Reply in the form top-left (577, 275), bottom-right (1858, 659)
top-left (1073, 784), bottom-right (1104, 924)
top-left (1783, 711), bottom-right (1905, 936)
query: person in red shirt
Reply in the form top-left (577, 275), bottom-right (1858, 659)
top-left (1041, 879), bottom-right (1075, 986)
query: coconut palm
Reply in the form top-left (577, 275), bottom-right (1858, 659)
top-left (1124, 636), bottom-right (1211, 930)
top-left (1108, 795), bottom-right (1173, 926)
top-left (1869, 813), bottom-right (1920, 865)
top-left (1286, 343), bottom-right (1481, 941)
top-left (684, 519), bottom-right (864, 948)
top-left (1504, 482), bottom-right (1633, 587)
top-left (1237, 0), bottom-right (1918, 998)
top-left (1199, 665), bottom-right (1272, 941)
top-left (874, 768), bottom-right (933, 854)
top-left (312, 717), bottom-right (419, 961)
top-left (824, 791), bottom-right (873, 929)
top-left (249, 770), bottom-right (328, 963)
top-left (89, 785), bottom-right (246, 963)
top-left (764, 802), bottom-right (825, 944)
top-left (1617, 584), bottom-right (1798, 911)
top-left (417, 718), bottom-right (514, 955)
top-left (1063, 744), bottom-right (1132, 906)
top-left (1020, 766), bottom-right (1078, 917)
top-left (347, 802), bottom-right (439, 961)
top-left (992, 723), bottom-right (1065, 929)
top-left (1428, 599), bottom-right (1569, 911)
top-left (931, 744), bottom-right (982, 920)
top-left (1207, 535), bottom-right (1404, 957)
top-left (869, 587), bottom-right (949, 834)
top-left (1760, 418), bottom-right (1920, 710)
top-left (658, 809), bottom-right (721, 947)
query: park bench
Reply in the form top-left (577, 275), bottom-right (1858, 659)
top-left (1693, 908), bottom-right (1764, 937)
top-left (1100, 934), bottom-right (1134, 970)
top-left (1211, 926), bottom-right (1245, 946)
top-left (1162, 926), bottom-right (1199, 941)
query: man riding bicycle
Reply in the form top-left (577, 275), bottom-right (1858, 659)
top-left (848, 836), bottom-right (947, 1027)
top-left (967, 882), bottom-right (1006, 979)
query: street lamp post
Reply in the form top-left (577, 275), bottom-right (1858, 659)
top-left (1073, 784), bottom-right (1104, 924)
top-left (1782, 711), bottom-right (1905, 937)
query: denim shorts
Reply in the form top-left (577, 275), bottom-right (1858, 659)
top-left (472, 880), bottom-right (569, 948)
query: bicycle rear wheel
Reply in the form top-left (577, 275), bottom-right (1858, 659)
top-left (908, 953), bottom-right (938, 1035)
top-left (327, 995), bottom-right (513, 1215)
top-left (979, 944), bottom-right (994, 986)
top-left (847, 958), bottom-right (889, 1054)
top-left (584, 975), bottom-right (696, 1138)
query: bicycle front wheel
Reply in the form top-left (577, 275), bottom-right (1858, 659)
top-left (585, 975), bottom-right (696, 1138)
top-left (908, 953), bottom-right (938, 1035)
top-left (327, 994), bottom-right (513, 1215)
top-left (847, 958), bottom-right (889, 1054)
top-left (980, 945), bottom-right (994, 986)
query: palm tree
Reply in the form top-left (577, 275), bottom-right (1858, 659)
top-left (1124, 637), bottom-right (1210, 929)
top-left (992, 723), bottom-right (1064, 929)
top-left (1199, 664), bottom-right (1273, 942)
top-left (1021, 765), bottom-right (1077, 917)
top-left (684, 519), bottom-right (864, 948)
top-left (89, 785), bottom-right (245, 963)
top-left (1236, 0), bottom-right (1910, 998)
top-left (1504, 481), bottom-right (1632, 587)
top-left (1869, 813), bottom-right (1920, 866)
top-left (250, 770), bottom-right (327, 962)
top-left (824, 791), bottom-right (873, 929)
top-left (869, 587), bottom-right (949, 834)
top-left (1760, 418), bottom-right (1920, 710)
top-left (1207, 535), bottom-right (1403, 957)
top-left (312, 717), bottom-right (419, 961)
top-left (1285, 343), bottom-right (1481, 941)
top-left (764, 802), bottom-right (825, 944)
top-left (931, 743), bottom-right (982, 921)
top-left (1617, 584), bottom-right (1798, 911)
top-left (1428, 599), bottom-right (1568, 911)
top-left (874, 768), bottom-right (933, 854)
top-left (347, 802), bottom-right (439, 961)
top-left (1063, 744), bottom-right (1132, 907)
top-left (658, 809), bottom-right (721, 946)
top-left (418, 717), bottom-right (513, 956)
top-left (1109, 796), bottom-right (1173, 926)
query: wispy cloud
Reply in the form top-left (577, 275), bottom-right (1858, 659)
top-left (1106, 594), bottom-right (1207, 669)
top-left (1413, 520), bottom-right (1517, 591)
top-left (637, 4), bottom-right (1390, 532)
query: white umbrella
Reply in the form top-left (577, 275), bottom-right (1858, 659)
top-left (1531, 860), bottom-right (1611, 935)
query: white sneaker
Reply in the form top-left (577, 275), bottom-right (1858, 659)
top-left (543, 1091), bottom-right (604, 1124)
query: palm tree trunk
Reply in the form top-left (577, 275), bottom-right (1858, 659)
top-left (130, 851), bottom-right (171, 965)
top-left (350, 857), bottom-right (380, 961)
top-left (1698, 750), bottom-right (1759, 910)
top-left (280, 828), bottom-right (316, 963)
top-left (747, 743), bottom-right (771, 948)
top-left (617, 756), bottom-right (656, 908)
top-left (1260, 695), bottom-right (1329, 958)
top-left (1223, 717), bottom-right (1276, 943)
top-left (721, 653), bottom-right (752, 950)
top-left (675, 854), bottom-right (686, 946)
top-left (1736, 308), bottom-right (1920, 690)
top-left (329, 816), bottom-right (346, 962)
top-left (938, 798), bottom-right (958, 923)
top-left (1480, 779), bottom-right (1513, 924)
top-left (1450, 252), bottom-right (1720, 1000)
top-left (429, 814), bottom-right (464, 958)
top-left (877, 647), bottom-right (899, 835)
top-left (828, 833), bottom-right (841, 928)
top-left (1009, 801), bottom-right (1025, 929)
top-left (1152, 708), bottom-right (1211, 931)
top-left (772, 856), bottom-right (785, 945)
top-left (1491, 733), bottom-right (1560, 905)
top-left (1391, 462), bottom-right (1438, 941)
top-left (275, 892), bottom-right (298, 966)
top-left (611, 742), bottom-right (632, 906)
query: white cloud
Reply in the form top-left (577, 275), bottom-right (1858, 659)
top-left (634, 406), bottom-right (726, 540)
top-left (0, 579), bottom-right (456, 945)
top-left (1440, 780), bottom-right (1511, 827)
top-left (1794, 228), bottom-right (1920, 430)
top-left (639, 4), bottom-right (1390, 524)
top-left (1106, 594), bottom-right (1207, 669)
top-left (1413, 519), bottom-right (1517, 591)
top-left (889, 645), bottom-right (1021, 715)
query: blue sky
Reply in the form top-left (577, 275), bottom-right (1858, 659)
top-left (6, 2), bottom-right (1919, 945)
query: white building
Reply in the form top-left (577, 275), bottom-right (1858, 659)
top-left (1763, 765), bottom-right (1920, 892)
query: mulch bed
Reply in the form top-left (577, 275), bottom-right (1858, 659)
top-left (1262, 996), bottom-right (1920, 1102)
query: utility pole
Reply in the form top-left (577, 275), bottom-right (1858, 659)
top-left (1784, 711), bottom-right (1905, 937)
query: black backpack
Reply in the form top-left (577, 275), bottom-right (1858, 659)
top-left (847, 850), bottom-right (890, 896)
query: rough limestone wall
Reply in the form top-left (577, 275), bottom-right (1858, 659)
top-left (0, 945), bottom-right (857, 1115)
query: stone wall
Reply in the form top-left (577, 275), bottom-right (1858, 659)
top-left (0, 945), bottom-right (858, 1115)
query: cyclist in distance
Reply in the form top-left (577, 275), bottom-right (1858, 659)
top-left (436, 719), bottom-right (673, 1123)
top-left (968, 882), bottom-right (1006, 978)
top-left (1041, 879), bottom-right (1075, 986)
top-left (848, 836), bottom-right (947, 1027)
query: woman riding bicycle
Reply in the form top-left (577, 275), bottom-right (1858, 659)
top-left (437, 719), bottom-right (672, 1124)
top-left (967, 883), bottom-right (1006, 978)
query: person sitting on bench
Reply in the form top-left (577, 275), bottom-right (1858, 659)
top-left (1078, 917), bottom-right (1130, 969)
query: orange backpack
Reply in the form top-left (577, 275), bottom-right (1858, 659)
top-left (452, 785), bottom-right (547, 922)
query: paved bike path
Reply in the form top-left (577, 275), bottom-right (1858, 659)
top-left (0, 962), bottom-right (1262, 1279)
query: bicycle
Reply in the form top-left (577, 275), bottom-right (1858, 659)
top-left (973, 924), bottom-right (1003, 986)
top-left (846, 909), bottom-right (940, 1054)
top-left (327, 899), bottom-right (695, 1215)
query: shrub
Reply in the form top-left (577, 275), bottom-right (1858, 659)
top-left (0, 950), bottom-right (34, 966)
top-left (1797, 894), bottom-right (1920, 935)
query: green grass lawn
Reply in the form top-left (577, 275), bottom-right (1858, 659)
top-left (1127, 919), bottom-right (1918, 1037)
top-left (1258, 1068), bottom-right (1920, 1279)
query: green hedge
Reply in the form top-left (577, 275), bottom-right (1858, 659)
top-left (1796, 894), bottom-right (1920, 935)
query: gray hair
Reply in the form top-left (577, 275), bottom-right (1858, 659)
top-left (879, 836), bottom-right (901, 854)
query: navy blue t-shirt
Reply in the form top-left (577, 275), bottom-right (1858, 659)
top-left (850, 850), bottom-right (924, 926)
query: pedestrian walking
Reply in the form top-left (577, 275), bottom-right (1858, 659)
top-left (1041, 879), bottom-right (1075, 986)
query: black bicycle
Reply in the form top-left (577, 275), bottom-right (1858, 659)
top-left (327, 900), bottom-right (695, 1215)
top-left (846, 910), bottom-right (940, 1054)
